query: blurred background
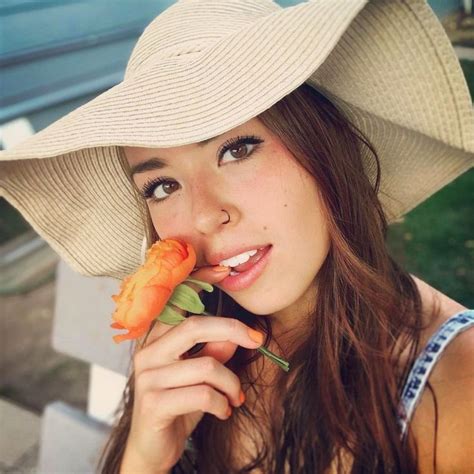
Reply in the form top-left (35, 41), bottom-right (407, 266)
top-left (0, 0), bottom-right (473, 472)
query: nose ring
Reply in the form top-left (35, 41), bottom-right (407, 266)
top-left (222, 209), bottom-right (230, 224)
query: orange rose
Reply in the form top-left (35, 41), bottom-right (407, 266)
top-left (111, 238), bottom-right (196, 343)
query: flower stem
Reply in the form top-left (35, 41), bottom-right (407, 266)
top-left (258, 346), bottom-right (290, 372)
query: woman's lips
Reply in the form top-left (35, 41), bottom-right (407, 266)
top-left (219, 245), bottom-right (272, 291)
top-left (231, 245), bottom-right (270, 273)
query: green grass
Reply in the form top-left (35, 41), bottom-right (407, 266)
top-left (387, 169), bottom-right (474, 308)
top-left (0, 198), bottom-right (31, 246)
top-left (388, 58), bottom-right (473, 307)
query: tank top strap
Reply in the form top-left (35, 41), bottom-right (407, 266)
top-left (398, 309), bottom-right (474, 439)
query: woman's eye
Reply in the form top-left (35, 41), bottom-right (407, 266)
top-left (218, 135), bottom-right (263, 164)
top-left (142, 178), bottom-right (179, 203)
top-left (142, 135), bottom-right (263, 204)
top-left (220, 142), bottom-right (255, 163)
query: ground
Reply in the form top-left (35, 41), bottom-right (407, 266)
top-left (0, 279), bottom-right (88, 415)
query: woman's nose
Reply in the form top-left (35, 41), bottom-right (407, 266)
top-left (190, 185), bottom-right (235, 234)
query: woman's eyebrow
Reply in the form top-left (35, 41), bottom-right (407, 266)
top-left (130, 157), bottom-right (168, 176)
top-left (129, 132), bottom-right (230, 176)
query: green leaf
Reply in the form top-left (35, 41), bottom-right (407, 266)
top-left (158, 305), bottom-right (187, 326)
top-left (169, 284), bottom-right (205, 314)
top-left (184, 278), bottom-right (214, 292)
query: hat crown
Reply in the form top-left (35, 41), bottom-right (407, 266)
top-left (124, 0), bottom-right (279, 79)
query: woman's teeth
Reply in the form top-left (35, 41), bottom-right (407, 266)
top-left (218, 248), bottom-right (258, 267)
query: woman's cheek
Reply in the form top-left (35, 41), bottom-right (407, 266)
top-left (237, 155), bottom-right (281, 196)
top-left (150, 208), bottom-right (181, 239)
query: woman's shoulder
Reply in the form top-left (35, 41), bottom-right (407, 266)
top-left (410, 273), bottom-right (468, 322)
top-left (408, 275), bottom-right (474, 473)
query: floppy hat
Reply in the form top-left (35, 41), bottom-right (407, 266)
top-left (0, 0), bottom-right (473, 281)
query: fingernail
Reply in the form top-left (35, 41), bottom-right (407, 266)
top-left (239, 390), bottom-right (246, 405)
top-left (212, 265), bottom-right (230, 272)
top-left (247, 328), bottom-right (264, 345)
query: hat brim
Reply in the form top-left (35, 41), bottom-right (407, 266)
top-left (1, 0), bottom-right (473, 279)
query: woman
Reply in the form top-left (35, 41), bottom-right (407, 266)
top-left (1, 1), bottom-right (473, 472)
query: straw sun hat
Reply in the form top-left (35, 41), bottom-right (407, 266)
top-left (0, 0), bottom-right (473, 280)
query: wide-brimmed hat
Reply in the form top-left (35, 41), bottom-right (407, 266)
top-left (1, 0), bottom-right (473, 280)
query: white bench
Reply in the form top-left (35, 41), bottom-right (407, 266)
top-left (38, 259), bottom-right (132, 473)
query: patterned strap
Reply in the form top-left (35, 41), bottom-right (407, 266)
top-left (398, 309), bottom-right (474, 439)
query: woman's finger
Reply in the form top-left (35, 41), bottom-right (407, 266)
top-left (134, 315), bottom-right (263, 374)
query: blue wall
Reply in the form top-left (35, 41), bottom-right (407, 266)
top-left (428, 0), bottom-right (462, 18)
top-left (1, 0), bottom-right (466, 129)
top-left (276, 0), bottom-right (462, 18)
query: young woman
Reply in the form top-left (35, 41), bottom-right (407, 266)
top-left (1, 1), bottom-right (472, 473)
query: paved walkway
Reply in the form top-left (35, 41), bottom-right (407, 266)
top-left (0, 399), bottom-right (40, 473)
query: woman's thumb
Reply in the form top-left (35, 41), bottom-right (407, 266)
top-left (185, 265), bottom-right (230, 293)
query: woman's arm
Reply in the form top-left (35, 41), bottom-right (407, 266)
top-left (120, 445), bottom-right (171, 474)
top-left (409, 273), bottom-right (467, 318)
top-left (407, 273), bottom-right (472, 472)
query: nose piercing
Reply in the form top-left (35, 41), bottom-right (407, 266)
top-left (222, 209), bottom-right (230, 224)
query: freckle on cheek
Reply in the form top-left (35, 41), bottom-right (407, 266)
top-left (263, 226), bottom-right (267, 230)
top-left (284, 204), bottom-right (288, 207)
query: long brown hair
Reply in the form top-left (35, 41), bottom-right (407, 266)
top-left (98, 83), bottom-right (440, 473)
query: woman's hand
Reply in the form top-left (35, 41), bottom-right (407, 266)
top-left (120, 266), bottom-right (264, 473)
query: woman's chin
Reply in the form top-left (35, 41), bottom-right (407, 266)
top-left (223, 292), bottom-right (287, 317)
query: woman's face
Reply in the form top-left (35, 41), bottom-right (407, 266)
top-left (124, 117), bottom-right (330, 330)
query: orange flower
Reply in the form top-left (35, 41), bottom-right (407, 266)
top-left (111, 238), bottom-right (196, 343)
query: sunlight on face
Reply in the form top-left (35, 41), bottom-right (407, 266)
top-left (123, 117), bottom-right (330, 326)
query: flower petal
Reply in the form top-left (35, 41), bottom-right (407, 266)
top-left (110, 238), bottom-right (198, 343)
